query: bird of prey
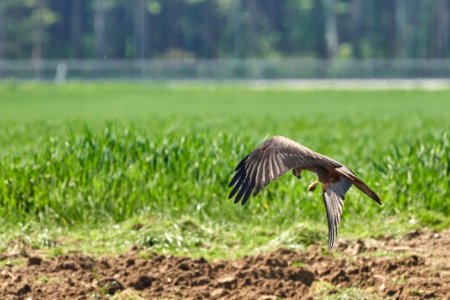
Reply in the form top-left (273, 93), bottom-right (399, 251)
top-left (228, 135), bottom-right (381, 249)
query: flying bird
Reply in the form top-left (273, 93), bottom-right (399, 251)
top-left (228, 135), bottom-right (381, 249)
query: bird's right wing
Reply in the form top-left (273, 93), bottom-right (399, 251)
top-left (323, 176), bottom-right (352, 249)
top-left (228, 135), bottom-right (341, 205)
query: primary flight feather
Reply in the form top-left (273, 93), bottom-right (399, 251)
top-left (228, 135), bottom-right (381, 249)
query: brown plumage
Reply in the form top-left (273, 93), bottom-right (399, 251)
top-left (228, 135), bottom-right (381, 249)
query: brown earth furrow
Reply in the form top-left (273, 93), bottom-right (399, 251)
top-left (0, 229), bottom-right (449, 300)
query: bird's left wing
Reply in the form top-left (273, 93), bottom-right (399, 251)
top-left (323, 176), bottom-right (352, 249)
top-left (228, 135), bottom-right (341, 205)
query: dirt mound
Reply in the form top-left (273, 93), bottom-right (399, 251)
top-left (1, 229), bottom-right (449, 299)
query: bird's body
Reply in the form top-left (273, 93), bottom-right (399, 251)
top-left (228, 135), bottom-right (381, 249)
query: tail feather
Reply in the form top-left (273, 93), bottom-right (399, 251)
top-left (352, 178), bottom-right (382, 205)
top-left (335, 166), bottom-right (381, 205)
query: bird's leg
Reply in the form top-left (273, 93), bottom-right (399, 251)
top-left (308, 180), bottom-right (319, 192)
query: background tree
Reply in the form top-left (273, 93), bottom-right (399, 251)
top-left (0, 2), bottom-right (5, 58)
top-left (435, 0), bottom-right (450, 57)
top-left (94, 0), bottom-right (107, 58)
top-left (321, 0), bottom-right (338, 58)
top-left (0, 0), bottom-right (448, 60)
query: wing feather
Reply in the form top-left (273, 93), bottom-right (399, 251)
top-left (323, 176), bottom-right (352, 249)
top-left (267, 152), bottom-right (274, 179)
top-left (234, 156), bottom-right (259, 203)
top-left (228, 166), bottom-right (244, 188)
top-left (234, 154), bottom-right (249, 171)
top-left (270, 153), bottom-right (280, 178)
top-left (252, 156), bottom-right (265, 196)
top-left (241, 158), bottom-right (260, 205)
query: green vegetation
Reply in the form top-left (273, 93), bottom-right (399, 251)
top-left (0, 83), bottom-right (449, 259)
top-left (309, 281), bottom-right (380, 300)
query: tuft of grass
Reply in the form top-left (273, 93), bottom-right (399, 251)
top-left (309, 281), bottom-right (381, 300)
top-left (111, 289), bottom-right (145, 300)
top-left (0, 257), bottom-right (26, 267)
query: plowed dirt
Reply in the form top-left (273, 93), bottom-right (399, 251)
top-left (1, 229), bottom-right (449, 299)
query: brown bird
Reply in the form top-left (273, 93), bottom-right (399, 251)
top-left (228, 135), bottom-right (381, 249)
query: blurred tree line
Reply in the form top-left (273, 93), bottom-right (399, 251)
top-left (0, 0), bottom-right (449, 60)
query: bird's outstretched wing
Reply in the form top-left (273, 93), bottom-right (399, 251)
top-left (228, 135), bottom-right (341, 205)
top-left (323, 176), bottom-right (352, 249)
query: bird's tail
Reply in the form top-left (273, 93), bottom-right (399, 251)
top-left (352, 178), bottom-right (382, 205)
top-left (336, 166), bottom-right (381, 205)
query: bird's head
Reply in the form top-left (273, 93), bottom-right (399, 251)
top-left (292, 168), bottom-right (302, 179)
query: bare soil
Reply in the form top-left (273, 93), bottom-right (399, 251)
top-left (1, 229), bottom-right (449, 300)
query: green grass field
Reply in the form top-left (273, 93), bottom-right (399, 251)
top-left (0, 83), bottom-right (449, 259)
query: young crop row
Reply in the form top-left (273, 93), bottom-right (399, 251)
top-left (0, 123), bottom-right (448, 225)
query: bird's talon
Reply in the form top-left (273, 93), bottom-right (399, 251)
top-left (308, 180), bottom-right (319, 192)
